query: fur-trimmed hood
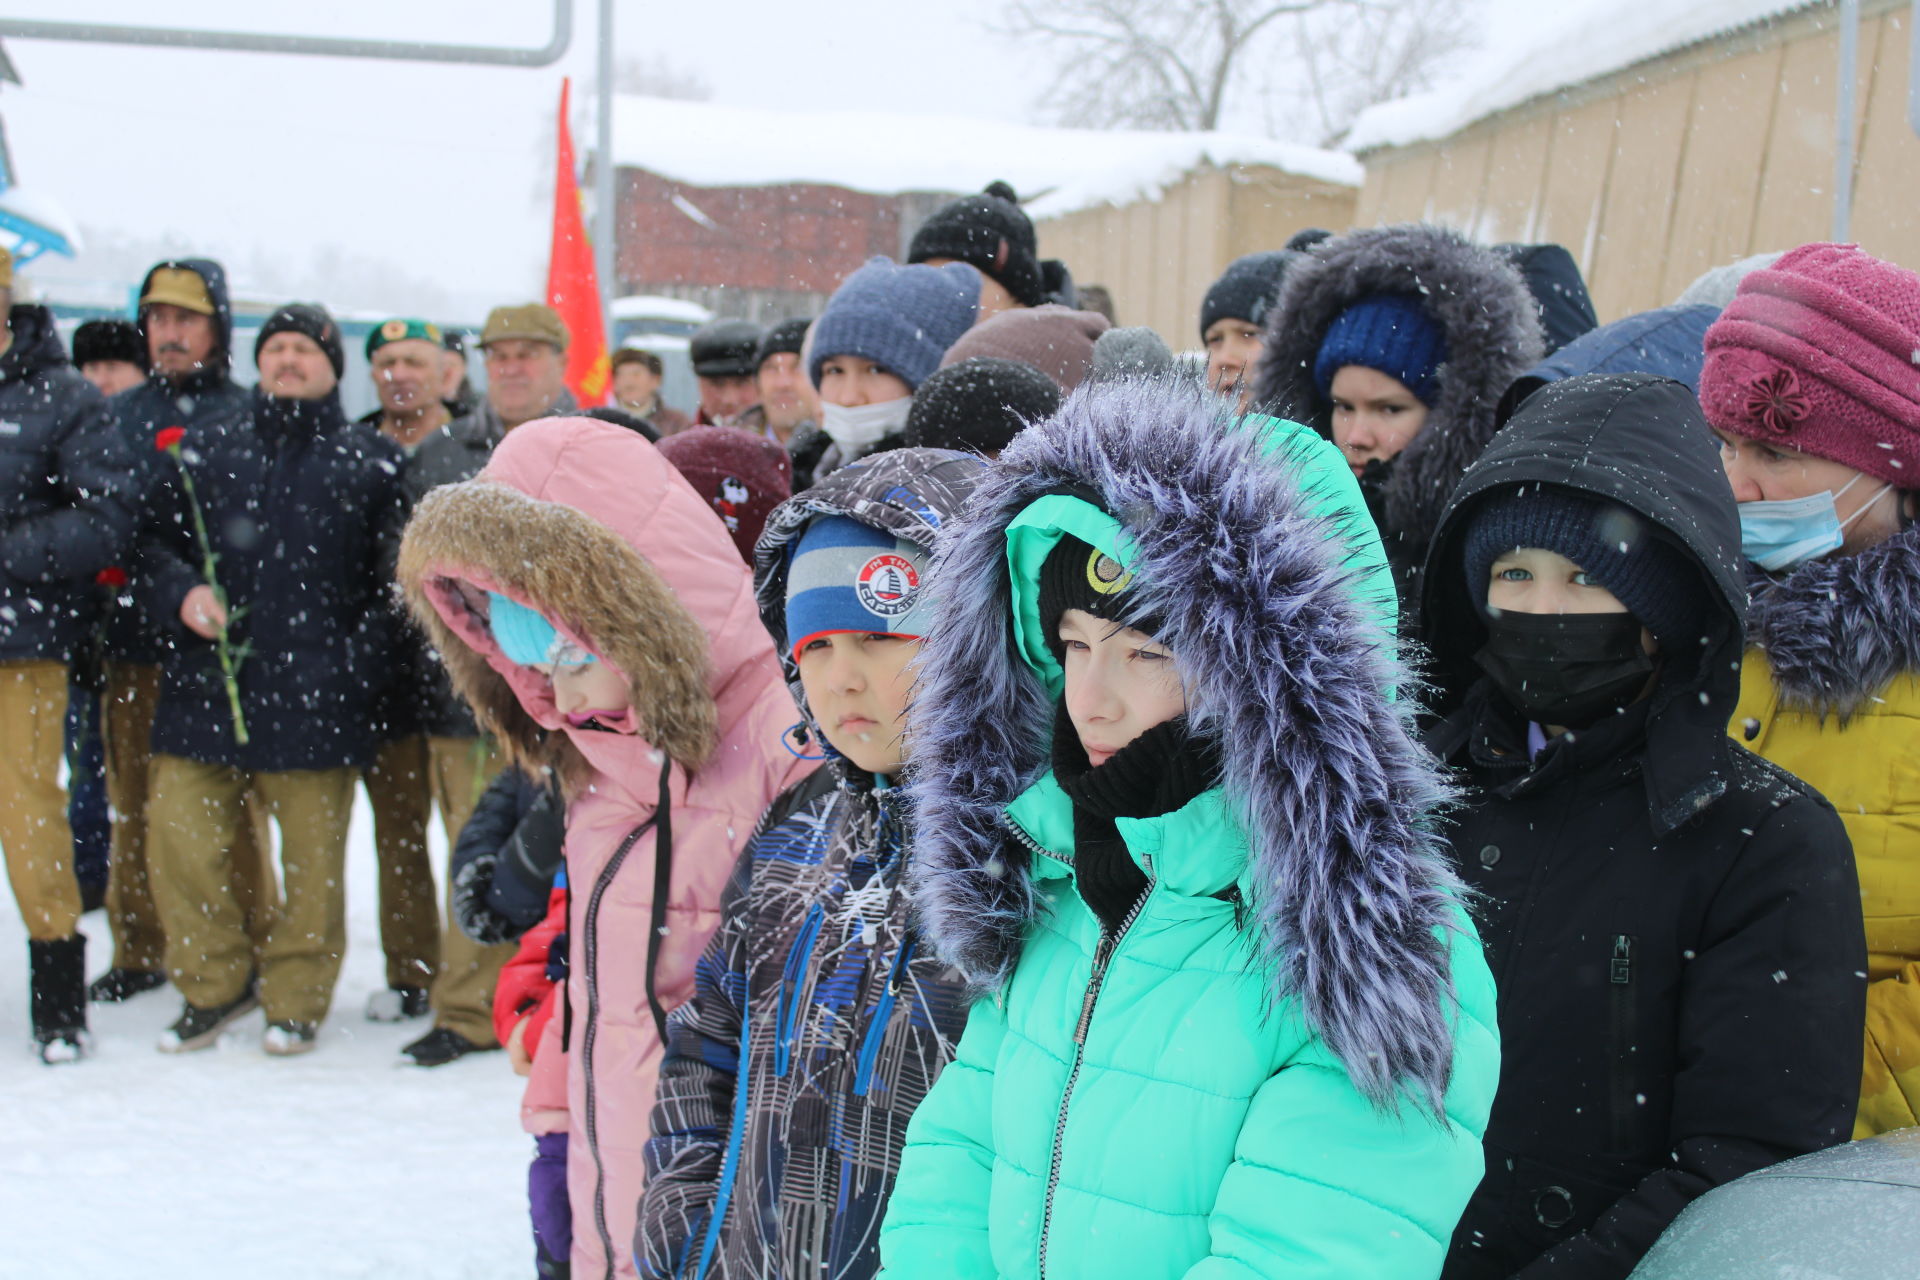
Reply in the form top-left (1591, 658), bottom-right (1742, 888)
top-left (1749, 519), bottom-right (1920, 721)
top-left (397, 415), bottom-right (789, 796)
top-left (1254, 224), bottom-right (1545, 576)
top-left (906, 377), bottom-right (1467, 1110)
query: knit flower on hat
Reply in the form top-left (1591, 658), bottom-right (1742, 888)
top-left (1744, 366), bottom-right (1811, 437)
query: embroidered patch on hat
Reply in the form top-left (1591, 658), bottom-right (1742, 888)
top-left (856, 553), bottom-right (921, 617)
top-left (1085, 549), bottom-right (1132, 595)
top-left (714, 475), bottom-right (748, 533)
top-left (380, 319), bottom-right (409, 342)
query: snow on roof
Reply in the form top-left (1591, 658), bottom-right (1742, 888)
top-left (1345, 0), bottom-right (1818, 153)
top-left (611, 95), bottom-right (1361, 219)
top-left (0, 183), bottom-right (83, 256)
top-left (611, 294), bottom-right (713, 324)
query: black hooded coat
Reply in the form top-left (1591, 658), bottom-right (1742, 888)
top-left (0, 303), bottom-right (136, 662)
top-left (1422, 374), bottom-right (1866, 1280)
top-left (107, 259), bottom-right (250, 665)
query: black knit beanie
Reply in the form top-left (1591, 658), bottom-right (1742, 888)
top-left (1463, 485), bottom-right (1707, 650)
top-left (72, 318), bottom-right (143, 368)
top-left (1198, 251), bottom-right (1297, 338)
top-left (905, 357), bottom-right (1060, 454)
top-left (1037, 532), bottom-right (1161, 651)
top-left (255, 302), bottom-right (345, 378)
top-left (908, 181), bottom-right (1046, 309)
top-left (755, 317), bottom-right (810, 371)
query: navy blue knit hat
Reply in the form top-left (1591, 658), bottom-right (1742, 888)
top-left (1463, 485), bottom-right (1705, 649)
top-left (1199, 251), bottom-right (1296, 338)
top-left (1313, 294), bottom-right (1447, 407)
top-left (808, 256), bottom-right (981, 391)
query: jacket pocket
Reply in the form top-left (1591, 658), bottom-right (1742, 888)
top-left (1608, 933), bottom-right (1639, 1152)
top-left (1504, 1151), bottom-right (1638, 1261)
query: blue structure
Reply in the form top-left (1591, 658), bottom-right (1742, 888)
top-left (0, 41), bottom-right (79, 267)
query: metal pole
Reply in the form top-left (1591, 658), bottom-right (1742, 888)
top-left (0, 4), bottom-right (572, 67)
top-left (596, 0), bottom-right (617, 323)
top-left (1833, 0), bottom-right (1860, 242)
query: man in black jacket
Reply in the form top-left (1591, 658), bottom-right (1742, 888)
top-left (0, 247), bottom-right (139, 1062)
top-left (141, 303), bottom-right (407, 1058)
top-left (90, 258), bottom-right (269, 1006)
top-left (1422, 373), bottom-right (1866, 1280)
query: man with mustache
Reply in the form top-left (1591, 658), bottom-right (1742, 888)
top-left (91, 260), bottom-right (272, 1008)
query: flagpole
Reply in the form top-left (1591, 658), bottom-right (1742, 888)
top-left (595, 0), bottom-right (616, 328)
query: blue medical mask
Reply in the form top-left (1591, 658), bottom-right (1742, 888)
top-left (1738, 474), bottom-right (1889, 572)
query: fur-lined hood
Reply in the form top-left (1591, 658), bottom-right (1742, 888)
top-left (1749, 519), bottom-right (1920, 721)
top-left (906, 377), bottom-right (1466, 1110)
top-left (1254, 224), bottom-right (1545, 571)
top-left (397, 415), bottom-right (789, 795)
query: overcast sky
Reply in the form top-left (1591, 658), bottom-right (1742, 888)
top-left (5, 0), bottom-right (1049, 317)
top-left (3, 0), bottom-right (1520, 319)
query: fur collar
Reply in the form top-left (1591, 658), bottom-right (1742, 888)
top-left (1750, 520), bottom-right (1920, 720)
top-left (1253, 224), bottom-right (1544, 563)
top-left (906, 378), bottom-right (1464, 1112)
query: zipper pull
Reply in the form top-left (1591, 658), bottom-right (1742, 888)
top-left (1609, 934), bottom-right (1633, 984)
top-left (1074, 934), bottom-right (1115, 1045)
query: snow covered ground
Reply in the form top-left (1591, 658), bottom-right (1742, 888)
top-left (1, 792), bottom-right (535, 1278)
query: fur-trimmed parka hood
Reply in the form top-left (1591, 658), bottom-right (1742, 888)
top-left (397, 415), bottom-right (791, 797)
top-left (1254, 224), bottom-right (1545, 585)
top-left (907, 376), bottom-right (1468, 1110)
top-left (1749, 518), bottom-right (1920, 721)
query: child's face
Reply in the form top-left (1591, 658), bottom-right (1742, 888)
top-left (1057, 608), bottom-right (1186, 768)
top-left (533, 651), bottom-right (636, 731)
top-left (1487, 548), bottom-right (1656, 654)
top-left (795, 632), bottom-right (921, 776)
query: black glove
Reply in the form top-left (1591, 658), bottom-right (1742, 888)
top-left (450, 850), bottom-right (521, 946)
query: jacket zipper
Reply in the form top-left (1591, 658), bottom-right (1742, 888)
top-left (1034, 877), bottom-right (1151, 1278)
top-left (1000, 811), bottom-right (1070, 867)
top-left (581, 819), bottom-right (657, 1280)
top-left (1608, 933), bottom-right (1638, 1150)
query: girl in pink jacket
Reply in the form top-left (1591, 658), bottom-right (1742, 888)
top-left (398, 416), bottom-right (810, 1280)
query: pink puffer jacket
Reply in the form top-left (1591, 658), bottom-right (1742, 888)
top-left (399, 416), bottom-right (806, 1280)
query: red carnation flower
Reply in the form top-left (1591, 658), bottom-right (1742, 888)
top-left (95, 566), bottom-right (128, 588)
top-left (154, 425), bottom-right (187, 452)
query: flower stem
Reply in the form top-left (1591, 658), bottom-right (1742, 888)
top-left (173, 455), bottom-right (250, 746)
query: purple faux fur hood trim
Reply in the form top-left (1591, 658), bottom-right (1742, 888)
top-left (905, 377), bottom-right (1466, 1112)
top-left (1253, 224), bottom-right (1544, 561)
top-left (1749, 519), bottom-right (1920, 720)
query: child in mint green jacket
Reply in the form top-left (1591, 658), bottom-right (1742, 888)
top-left (879, 378), bottom-right (1500, 1279)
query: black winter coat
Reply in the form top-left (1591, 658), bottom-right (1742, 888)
top-left (0, 305), bottom-right (136, 662)
top-left (449, 766), bottom-right (565, 945)
top-left (107, 259), bottom-right (251, 665)
top-left (1422, 374), bottom-right (1867, 1280)
top-left (138, 387), bottom-right (407, 772)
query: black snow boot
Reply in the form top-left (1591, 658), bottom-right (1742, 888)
top-left (29, 935), bottom-right (89, 1064)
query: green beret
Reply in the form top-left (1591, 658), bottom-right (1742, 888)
top-left (366, 317), bottom-right (445, 360)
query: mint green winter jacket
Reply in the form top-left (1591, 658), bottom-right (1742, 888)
top-left (879, 380), bottom-right (1501, 1279)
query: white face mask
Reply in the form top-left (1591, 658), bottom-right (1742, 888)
top-left (821, 396), bottom-right (911, 450)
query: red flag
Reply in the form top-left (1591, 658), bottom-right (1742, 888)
top-left (547, 78), bottom-right (611, 407)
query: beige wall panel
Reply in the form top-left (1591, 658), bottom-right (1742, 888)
top-left (1589, 73), bottom-right (1698, 320)
top-left (1362, 149), bottom-right (1442, 227)
top-left (1752, 23), bottom-right (1849, 255)
top-left (1659, 44), bottom-right (1788, 301)
top-left (1850, 12), bottom-right (1920, 272)
top-left (1423, 134), bottom-right (1494, 231)
top-left (1536, 99), bottom-right (1622, 281)
top-left (1476, 113), bottom-right (1554, 244)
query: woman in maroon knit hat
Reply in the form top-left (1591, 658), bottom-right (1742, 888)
top-left (1701, 242), bottom-right (1920, 1137)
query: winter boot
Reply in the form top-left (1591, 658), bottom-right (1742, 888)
top-left (365, 984), bottom-right (430, 1022)
top-left (29, 935), bottom-right (89, 1065)
top-left (157, 976), bottom-right (260, 1054)
top-left (402, 1025), bottom-right (496, 1067)
top-left (262, 1020), bottom-right (318, 1057)
top-left (89, 967), bottom-right (167, 1003)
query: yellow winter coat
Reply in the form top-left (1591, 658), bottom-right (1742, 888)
top-left (1733, 654), bottom-right (1920, 1136)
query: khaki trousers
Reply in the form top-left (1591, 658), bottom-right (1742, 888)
top-left (362, 735), bottom-right (440, 990)
top-left (102, 663), bottom-right (273, 972)
top-left (0, 661), bottom-right (81, 940)
top-left (148, 756), bottom-right (355, 1024)
top-left (426, 735), bottom-right (513, 1044)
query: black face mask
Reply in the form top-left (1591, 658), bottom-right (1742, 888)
top-left (1357, 455), bottom-right (1395, 525)
top-left (1473, 609), bottom-right (1654, 728)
